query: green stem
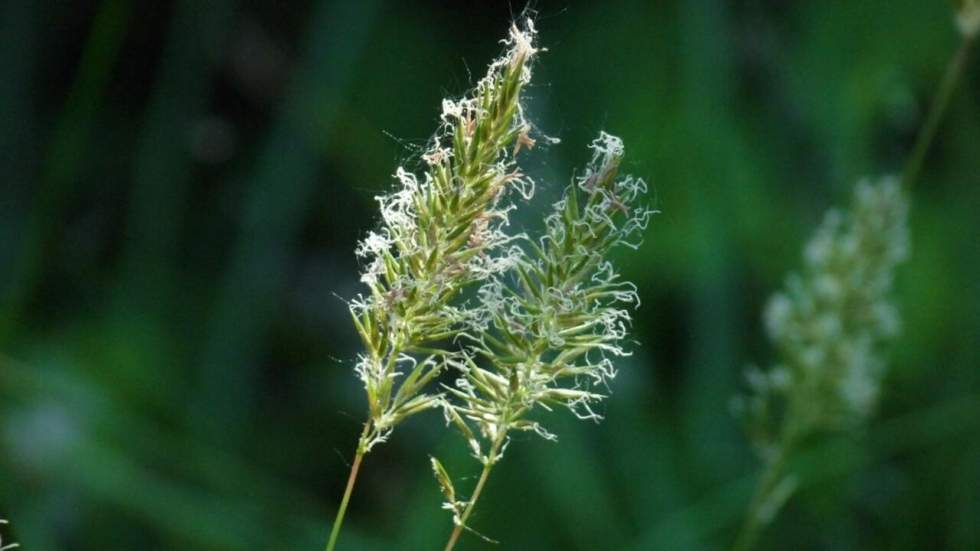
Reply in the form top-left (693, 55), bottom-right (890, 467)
top-left (444, 432), bottom-right (507, 551)
top-left (325, 423), bottom-right (371, 551)
top-left (901, 34), bottom-right (976, 190)
top-left (732, 429), bottom-right (798, 551)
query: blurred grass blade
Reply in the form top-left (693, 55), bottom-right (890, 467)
top-left (190, 0), bottom-right (381, 442)
top-left (118, 0), bottom-right (237, 310)
top-left (0, 0), bottom-right (131, 343)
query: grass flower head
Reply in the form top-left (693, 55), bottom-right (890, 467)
top-left (349, 20), bottom-right (545, 453)
top-left (731, 177), bottom-right (909, 551)
top-left (738, 178), bottom-right (909, 450)
top-left (436, 131), bottom-right (653, 548)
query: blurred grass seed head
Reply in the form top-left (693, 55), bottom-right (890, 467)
top-left (737, 178), bottom-right (909, 456)
top-left (956, 0), bottom-right (980, 37)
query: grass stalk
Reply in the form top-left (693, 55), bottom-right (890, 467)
top-left (732, 434), bottom-right (796, 551)
top-left (443, 433), bottom-right (507, 551)
top-left (325, 423), bottom-right (371, 551)
top-left (901, 34), bottom-right (976, 190)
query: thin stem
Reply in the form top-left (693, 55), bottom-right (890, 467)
top-left (325, 423), bottom-right (371, 551)
top-left (732, 434), bottom-right (796, 551)
top-left (444, 433), bottom-right (507, 551)
top-left (733, 414), bottom-right (803, 551)
top-left (901, 34), bottom-right (976, 190)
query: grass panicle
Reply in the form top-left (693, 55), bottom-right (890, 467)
top-left (326, 19), bottom-right (545, 551)
top-left (350, 19), bottom-right (543, 454)
top-left (438, 132), bottom-right (652, 549)
top-left (732, 179), bottom-right (909, 551)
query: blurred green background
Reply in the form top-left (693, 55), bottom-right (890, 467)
top-left (1, 1), bottom-right (978, 549)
